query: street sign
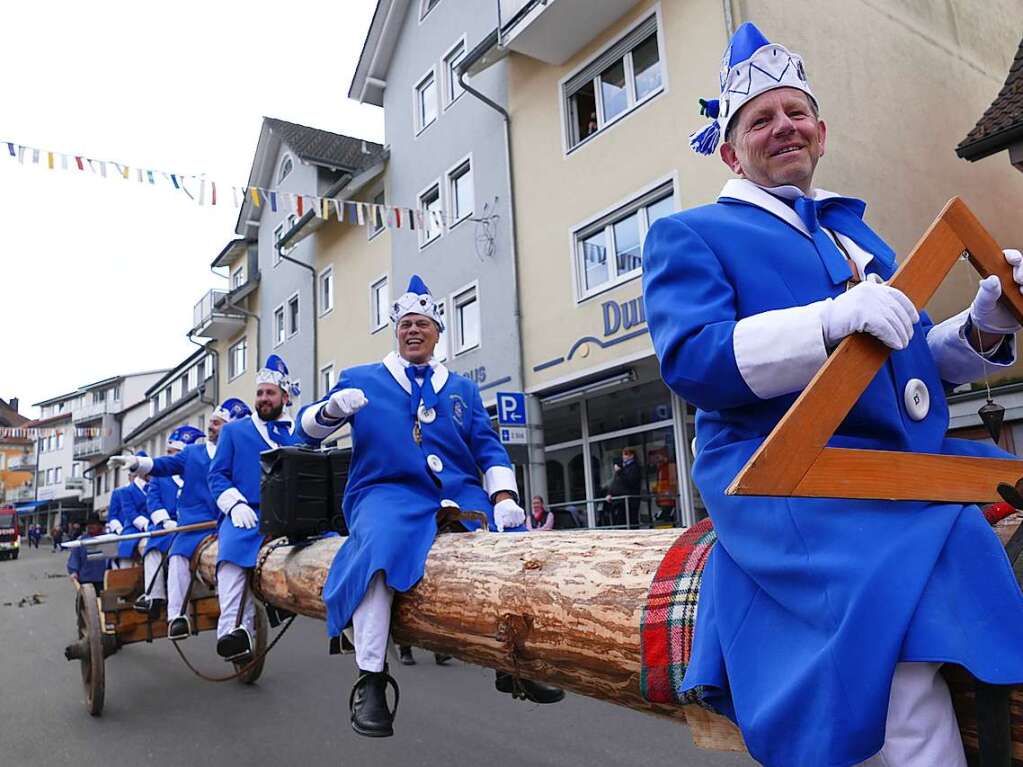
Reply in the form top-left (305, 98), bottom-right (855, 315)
top-left (499, 426), bottom-right (527, 445)
top-left (496, 391), bottom-right (527, 426)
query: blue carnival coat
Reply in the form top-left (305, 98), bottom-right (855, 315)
top-left (296, 354), bottom-right (520, 638)
top-left (67, 544), bottom-right (107, 584)
top-left (148, 443), bottom-right (218, 560)
top-left (208, 415), bottom-right (308, 568)
top-left (142, 475), bottom-right (180, 556)
top-left (108, 482), bottom-right (149, 560)
top-left (642, 181), bottom-right (1023, 767)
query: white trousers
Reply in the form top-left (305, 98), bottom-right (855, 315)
top-left (216, 562), bottom-right (255, 639)
top-left (352, 572), bottom-right (394, 673)
top-left (856, 662), bottom-right (966, 767)
top-left (142, 550), bottom-right (166, 599)
top-left (166, 554), bottom-right (192, 619)
top-left (111, 558), bottom-right (134, 569)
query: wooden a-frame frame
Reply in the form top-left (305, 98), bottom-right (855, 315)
top-left (728, 198), bottom-right (1023, 503)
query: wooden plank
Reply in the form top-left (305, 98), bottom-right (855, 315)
top-left (729, 202), bottom-right (968, 497)
top-left (103, 566), bottom-right (142, 596)
top-left (110, 596), bottom-right (221, 644)
top-left (116, 613), bottom-right (220, 645)
top-left (785, 449), bottom-right (1023, 502)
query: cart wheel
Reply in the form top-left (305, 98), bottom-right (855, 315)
top-left (235, 601), bottom-right (268, 685)
top-left (76, 583), bottom-right (105, 716)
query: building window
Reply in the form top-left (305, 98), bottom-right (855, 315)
top-left (160, 386), bottom-right (171, 410)
top-left (273, 305), bottom-right (286, 347)
top-left (46, 468), bottom-right (54, 485)
top-left (203, 355), bottom-right (214, 380)
top-left (446, 158), bottom-right (473, 227)
top-left (370, 275), bottom-right (389, 332)
top-left (93, 389), bottom-right (106, 404)
top-left (273, 223), bottom-right (286, 266)
top-left (55, 466), bottom-right (63, 483)
top-left (420, 0), bottom-right (440, 20)
top-left (319, 267), bottom-right (334, 315)
top-left (279, 154), bottom-right (294, 183)
top-left (149, 399), bottom-right (157, 418)
top-left (229, 337), bottom-right (247, 380)
top-left (418, 182), bottom-right (443, 247)
top-left (574, 183), bottom-right (674, 299)
top-left (320, 364), bottom-right (334, 397)
top-left (368, 190), bottom-right (386, 239)
top-left (287, 294), bottom-right (300, 337)
top-left (72, 462), bottom-right (82, 479)
top-left (415, 69), bottom-right (438, 135)
top-left (442, 38), bottom-right (466, 107)
top-left (230, 265), bottom-right (245, 290)
top-left (453, 284), bottom-right (480, 355)
top-left (56, 431), bottom-right (64, 449)
top-left (563, 15), bottom-right (663, 151)
top-left (187, 365), bottom-right (199, 391)
top-left (112, 384), bottom-right (121, 401)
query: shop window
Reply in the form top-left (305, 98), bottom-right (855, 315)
top-left (542, 401), bottom-right (583, 446)
top-left (564, 15), bottom-right (663, 151)
top-left (586, 379), bottom-right (672, 436)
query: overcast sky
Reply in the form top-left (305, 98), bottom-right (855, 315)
top-left (0, 0), bottom-right (384, 417)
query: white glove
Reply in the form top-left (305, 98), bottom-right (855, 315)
top-left (970, 273), bottom-right (1022, 335)
top-left (493, 498), bottom-right (526, 533)
top-left (163, 519), bottom-right (178, 530)
top-left (1003, 248), bottom-right (1023, 290)
top-left (820, 275), bottom-right (919, 350)
top-left (109, 454), bottom-right (138, 472)
top-left (107, 519), bottom-right (124, 535)
top-left (230, 503), bottom-right (258, 530)
top-left (132, 515), bottom-right (149, 531)
top-left (323, 388), bottom-right (369, 420)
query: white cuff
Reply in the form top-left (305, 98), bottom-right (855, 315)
top-left (136, 456), bottom-right (154, 475)
top-left (216, 487), bottom-right (246, 515)
top-left (733, 302), bottom-right (829, 399)
top-left (927, 309), bottom-right (1016, 385)
top-left (150, 509), bottom-right (170, 525)
top-left (483, 465), bottom-right (518, 501)
top-left (300, 402), bottom-right (346, 439)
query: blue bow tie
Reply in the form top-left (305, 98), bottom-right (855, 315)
top-left (791, 195), bottom-right (869, 285)
top-left (405, 365), bottom-right (438, 418)
top-left (265, 420), bottom-right (292, 443)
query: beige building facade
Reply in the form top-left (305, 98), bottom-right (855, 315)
top-left (493, 0), bottom-right (1023, 526)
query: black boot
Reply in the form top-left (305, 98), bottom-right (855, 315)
top-left (399, 645), bottom-right (416, 665)
top-left (349, 665), bottom-right (399, 738)
top-left (216, 627), bottom-right (253, 662)
top-left (433, 653), bottom-right (452, 665)
top-left (495, 671), bottom-right (565, 704)
top-left (133, 594), bottom-right (152, 615)
top-left (167, 616), bottom-right (191, 642)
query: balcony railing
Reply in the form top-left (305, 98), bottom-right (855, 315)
top-left (7, 455), bottom-right (36, 472)
top-left (192, 289), bottom-right (246, 340)
top-left (497, 0), bottom-right (636, 65)
top-left (73, 399), bottom-right (118, 422)
top-left (6, 486), bottom-right (35, 503)
top-left (73, 438), bottom-right (104, 459)
top-left (64, 477), bottom-right (85, 490)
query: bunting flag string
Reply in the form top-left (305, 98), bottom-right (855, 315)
top-left (0, 426), bottom-right (103, 439)
top-left (0, 137), bottom-right (471, 233)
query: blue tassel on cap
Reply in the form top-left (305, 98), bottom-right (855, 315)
top-left (688, 120), bottom-right (721, 155)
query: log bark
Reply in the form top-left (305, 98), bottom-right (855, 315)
top-left (196, 529), bottom-right (731, 733)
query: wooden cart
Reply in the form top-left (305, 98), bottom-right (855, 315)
top-left (64, 564), bottom-right (269, 716)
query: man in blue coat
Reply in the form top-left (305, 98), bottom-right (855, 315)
top-left (67, 513), bottom-right (108, 592)
top-left (208, 356), bottom-right (308, 662)
top-left (298, 275), bottom-right (561, 739)
top-left (105, 452), bottom-right (152, 569)
top-left (115, 403), bottom-right (252, 640)
top-left (644, 22), bottom-right (1023, 767)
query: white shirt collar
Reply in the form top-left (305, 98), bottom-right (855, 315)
top-left (205, 441), bottom-right (217, 459)
top-left (382, 351), bottom-right (449, 396)
top-left (132, 477), bottom-right (147, 492)
top-left (249, 412), bottom-right (290, 450)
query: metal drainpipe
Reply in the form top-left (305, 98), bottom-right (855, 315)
top-left (722, 0), bottom-right (734, 36)
top-left (276, 249), bottom-right (318, 398)
top-left (210, 265), bottom-right (262, 377)
top-left (458, 61), bottom-right (547, 504)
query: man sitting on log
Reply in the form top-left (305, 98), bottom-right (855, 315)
top-left (642, 22), bottom-right (1023, 767)
top-left (297, 274), bottom-right (563, 740)
top-left (208, 355), bottom-right (309, 663)
top-left (111, 400), bottom-right (251, 641)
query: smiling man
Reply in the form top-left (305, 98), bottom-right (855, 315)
top-left (298, 274), bottom-right (561, 739)
top-left (643, 21), bottom-right (1023, 767)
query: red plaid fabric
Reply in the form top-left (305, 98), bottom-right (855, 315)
top-left (640, 517), bottom-right (717, 705)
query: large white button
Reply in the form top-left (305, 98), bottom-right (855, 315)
top-left (903, 378), bottom-right (930, 421)
top-left (440, 499), bottom-right (459, 508)
top-left (418, 404), bottom-right (436, 424)
top-left (427, 454), bottom-right (444, 473)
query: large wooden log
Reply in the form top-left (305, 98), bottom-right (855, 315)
top-left (196, 528), bottom-right (745, 750)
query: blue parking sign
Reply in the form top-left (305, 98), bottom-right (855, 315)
top-left (496, 391), bottom-right (527, 426)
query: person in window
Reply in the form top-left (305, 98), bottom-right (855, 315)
top-left (644, 21), bottom-right (1023, 767)
top-left (586, 111), bottom-right (598, 137)
top-left (525, 496), bottom-right (555, 531)
top-left (297, 274), bottom-right (563, 739)
top-left (605, 448), bottom-right (642, 527)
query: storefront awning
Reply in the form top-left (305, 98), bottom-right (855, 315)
top-left (14, 501), bottom-right (44, 514)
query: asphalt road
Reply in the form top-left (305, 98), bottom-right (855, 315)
top-left (0, 543), bottom-right (757, 767)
